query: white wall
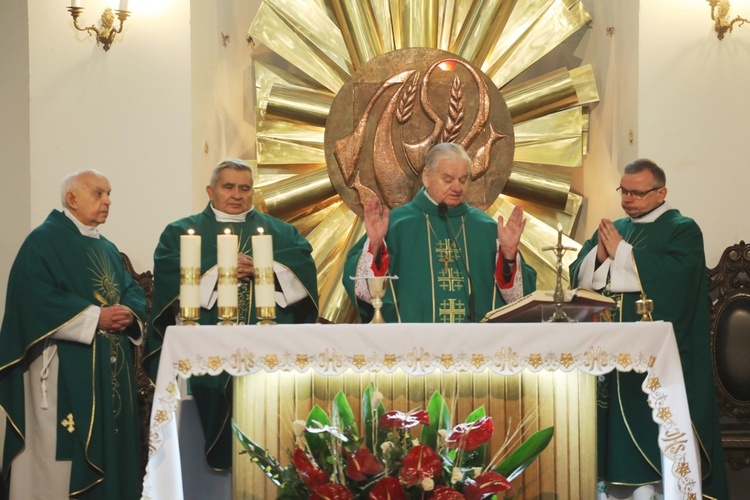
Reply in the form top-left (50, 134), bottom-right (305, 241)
top-left (637, 0), bottom-right (750, 266)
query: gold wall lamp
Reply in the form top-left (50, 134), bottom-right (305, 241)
top-left (708, 0), bottom-right (750, 40)
top-left (67, 1), bottom-right (130, 51)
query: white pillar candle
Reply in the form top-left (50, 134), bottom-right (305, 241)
top-left (179, 231), bottom-right (201, 309)
top-left (119, 0), bottom-right (129, 11)
top-left (71, 0), bottom-right (81, 7)
top-left (252, 228), bottom-right (275, 308)
top-left (217, 231), bottom-right (238, 308)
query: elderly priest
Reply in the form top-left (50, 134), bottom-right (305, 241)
top-left (0, 170), bottom-right (146, 499)
top-left (344, 142), bottom-right (536, 323)
top-left (144, 158), bottom-right (318, 471)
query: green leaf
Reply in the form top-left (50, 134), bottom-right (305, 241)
top-left (421, 390), bottom-right (451, 449)
top-left (494, 426), bottom-right (554, 482)
top-left (332, 391), bottom-right (360, 444)
top-left (362, 384), bottom-right (385, 452)
top-left (231, 420), bottom-right (283, 486)
top-left (463, 406), bottom-right (487, 468)
top-left (305, 405), bottom-right (332, 458)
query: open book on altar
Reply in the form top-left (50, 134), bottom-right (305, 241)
top-left (482, 288), bottom-right (616, 323)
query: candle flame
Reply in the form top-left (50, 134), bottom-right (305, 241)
top-left (224, 228), bottom-right (231, 235)
top-left (557, 223), bottom-right (563, 232)
top-left (258, 227), bottom-right (264, 235)
top-left (187, 229), bottom-right (195, 235)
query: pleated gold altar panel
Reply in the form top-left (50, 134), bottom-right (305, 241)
top-left (232, 369), bottom-right (596, 499)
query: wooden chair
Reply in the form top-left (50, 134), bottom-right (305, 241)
top-left (120, 253), bottom-right (155, 474)
top-left (707, 241), bottom-right (750, 470)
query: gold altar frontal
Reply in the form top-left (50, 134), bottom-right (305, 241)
top-left (233, 369), bottom-right (596, 498)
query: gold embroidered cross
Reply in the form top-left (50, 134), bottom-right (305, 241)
top-left (61, 413), bottom-right (75, 433)
top-left (436, 239), bottom-right (457, 272)
top-left (439, 298), bottom-right (466, 323)
top-left (438, 268), bottom-right (464, 291)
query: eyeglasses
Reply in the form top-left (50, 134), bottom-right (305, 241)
top-left (615, 186), bottom-right (663, 199)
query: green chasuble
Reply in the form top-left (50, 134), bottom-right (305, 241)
top-left (0, 210), bottom-right (146, 499)
top-left (570, 208), bottom-right (728, 499)
top-left (144, 203), bottom-right (318, 470)
top-left (344, 189), bottom-right (536, 323)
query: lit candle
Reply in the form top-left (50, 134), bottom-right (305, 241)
top-left (252, 228), bottom-right (275, 308)
top-left (180, 230), bottom-right (201, 309)
top-left (217, 229), bottom-right (238, 308)
top-left (119, 0), bottom-right (129, 11)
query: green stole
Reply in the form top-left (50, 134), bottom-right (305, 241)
top-left (570, 209), bottom-right (728, 498)
top-left (0, 210), bottom-right (146, 499)
top-left (144, 204), bottom-right (318, 469)
top-left (344, 189), bottom-right (536, 323)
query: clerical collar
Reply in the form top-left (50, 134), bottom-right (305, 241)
top-left (210, 204), bottom-right (254, 222)
top-left (630, 201), bottom-right (671, 224)
top-left (63, 208), bottom-right (100, 239)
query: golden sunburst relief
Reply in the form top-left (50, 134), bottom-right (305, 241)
top-left (247, 0), bottom-right (599, 323)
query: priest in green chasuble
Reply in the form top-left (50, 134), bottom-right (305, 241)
top-left (0, 170), bottom-right (146, 499)
top-left (344, 142), bottom-right (536, 323)
top-left (144, 159), bottom-right (318, 471)
top-left (570, 158), bottom-right (728, 500)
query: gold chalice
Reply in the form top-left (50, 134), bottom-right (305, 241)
top-left (367, 277), bottom-right (388, 324)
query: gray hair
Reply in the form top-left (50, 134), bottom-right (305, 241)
top-left (60, 169), bottom-right (105, 209)
top-left (209, 159), bottom-right (254, 189)
top-left (423, 143), bottom-right (471, 174)
top-left (624, 158), bottom-right (666, 187)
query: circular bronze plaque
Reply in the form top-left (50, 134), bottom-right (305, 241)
top-left (325, 47), bottom-right (514, 218)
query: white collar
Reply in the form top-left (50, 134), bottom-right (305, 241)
top-left (630, 201), bottom-right (672, 224)
top-left (63, 208), bottom-right (100, 239)
top-left (210, 204), bottom-right (254, 222)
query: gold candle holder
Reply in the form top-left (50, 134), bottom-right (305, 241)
top-left (256, 306), bottom-right (277, 325)
top-left (180, 307), bottom-right (199, 326)
top-left (635, 293), bottom-right (654, 322)
top-left (218, 306), bottom-right (238, 325)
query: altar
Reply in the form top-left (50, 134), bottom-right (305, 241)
top-left (142, 322), bottom-right (701, 499)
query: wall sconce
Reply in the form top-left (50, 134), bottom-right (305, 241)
top-left (707, 0), bottom-right (750, 40)
top-left (67, 1), bottom-right (131, 52)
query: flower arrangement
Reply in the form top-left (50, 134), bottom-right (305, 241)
top-left (232, 384), bottom-right (553, 499)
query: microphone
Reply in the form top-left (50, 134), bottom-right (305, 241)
top-left (437, 202), bottom-right (475, 322)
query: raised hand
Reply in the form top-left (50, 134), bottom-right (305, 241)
top-left (363, 198), bottom-right (389, 256)
top-left (497, 204), bottom-right (526, 260)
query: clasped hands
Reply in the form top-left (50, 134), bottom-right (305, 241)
top-left (596, 219), bottom-right (623, 262)
top-left (97, 304), bottom-right (134, 333)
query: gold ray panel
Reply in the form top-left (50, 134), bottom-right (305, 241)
top-left (265, 84), bottom-right (334, 127)
top-left (249, 0), bottom-right (352, 93)
top-left (513, 107), bottom-right (584, 167)
top-left (503, 163), bottom-right (571, 210)
top-left (328, 0), bottom-right (384, 70)
top-left (484, 0), bottom-right (591, 88)
top-left (506, 192), bottom-right (583, 238)
top-left (233, 369), bottom-right (596, 498)
top-left (256, 167), bottom-right (337, 220)
top-left (450, 0), bottom-right (517, 66)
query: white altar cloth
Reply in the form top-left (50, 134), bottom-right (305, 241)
top-left (142, 321), bottom-right (700, 499)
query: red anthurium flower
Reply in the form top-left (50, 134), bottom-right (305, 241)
top-left (398, 445), bottom-right (443, 486)
top-left (345, 448), bottom-right (384, 481)
top-left (463, 471), bottom-right (512, 500)
top-left (378, 409), bottom-right (430, 429)
top-left (369, 477), bottom-right (407, 500)
top-left (444, 417), bottom-right (494, 451)
top-left (430, 486), bottom-right (465, 499)
top-left (311, 483), bottom-right (354, 500)
top-left (292, 447), bottom-right (329, 487)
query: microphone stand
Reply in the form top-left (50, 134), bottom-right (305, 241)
top-left (437, 202), bottom-right (475, 322)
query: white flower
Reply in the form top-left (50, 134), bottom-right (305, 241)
top-left (421, 477), bottom-right (435, 491)
top-left (437, 429), bottom-right (447, 444)
top-left (473, 467), bottom-right (483, 478)
top-left (411, 438), bottom-right (420, 447)
top-left (451, 467), bottom-right (463, 484)
top-left (292, 420), bottom-right (307, 437)
top-left (380, 441), bottom-right (394, 453)
top-left (371, 390), bottom-right (384, 409)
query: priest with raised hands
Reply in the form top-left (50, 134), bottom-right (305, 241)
top-left (344, 142), bottom-right (536, 323)
top-left (144, 158), bottom-right (318, 471)
top-left (0, 170), bottom-right (146, 499)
